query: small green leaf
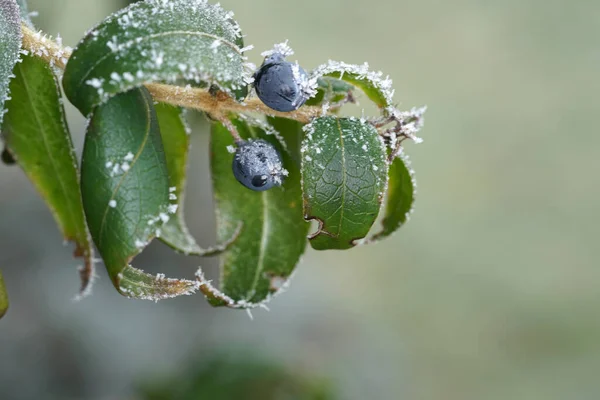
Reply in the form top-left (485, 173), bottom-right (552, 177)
top-left (311, 61), bottom-right (395, 110)
top-left (302, 117), bottom-right (388, 250)
top-left (0, 0), bottom-right (22, 126)
top-left (155, 103), bottom-right (234, 256)
top-left (371, 153), bottom-right (415, 241)
top-left (63, 0), bottom-right (249, 116)
top-left (0, 271), bottom-right (8, 319)
top-left (209, 119), bottom-right (308, 305)
top-left (3, 54), bottom-right (95, 295)
top-left (81, 88), bottom-right (196, 300)
top-left (305, 77), bottom-right (354, 107)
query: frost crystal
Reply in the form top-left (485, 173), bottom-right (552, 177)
top-left (22, 28), bottom-right (71, 71)
top-left (261, 40), bottom-right (294, 58)
top-left (292, 61), bottom-right (318, 100)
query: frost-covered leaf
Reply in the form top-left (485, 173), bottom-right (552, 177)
top-left (63, 0), bottom-right (249, 116)
top-left (120, 265), bottom-right (198, 301)
top-left (302, 117), bottom-right (388, 250)
top-left (0, 0), bottom-right (22, 126)
top-left (0, 271), bottom-right (7, 319)
top-left (156, 102), bottom-right (234, 256)
top-left (207, 119), bottom-right (308, 306)
top-left (370, 152), bottom-right (415, 241)
top-left (2, 54), bottom-right (95, 296)
top-left (15, 0), bottom-right (31, 24)
top-left (81, 88), bottom-right (196, 300)
top-left (310, 61), bottom-right (395, 111)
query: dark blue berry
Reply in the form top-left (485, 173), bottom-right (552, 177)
top-left (232, 139), bottom-right (287, 191)
top-left (253, 52), bottom-right (309, 112)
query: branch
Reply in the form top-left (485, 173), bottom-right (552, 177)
top-left (20, 24), bottom-right (322, 123)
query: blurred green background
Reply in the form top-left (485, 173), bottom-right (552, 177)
top-left (1, 0), bottom-right (599, 399)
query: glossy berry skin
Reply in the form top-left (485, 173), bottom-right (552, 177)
top-left (254, 53), bottom-right (309, 112)
top-left (232, 139), bottom-right (287, 191)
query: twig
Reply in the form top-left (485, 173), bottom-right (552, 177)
top-left (20, 24), bottom-right (322, 123)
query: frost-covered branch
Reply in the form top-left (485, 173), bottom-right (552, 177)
top-left (20, 24), bottom-right (322, 123)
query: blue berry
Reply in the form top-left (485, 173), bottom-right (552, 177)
top-left (232, 139), bottom-right (287, 191)
top-left (253, 52), bottom-right (309, 112)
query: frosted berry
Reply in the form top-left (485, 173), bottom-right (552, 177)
top-left (232, 139), bottom-right (287, 191)
top-left (253, 52), bottom-right (309, 112)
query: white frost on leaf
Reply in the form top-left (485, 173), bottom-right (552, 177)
top-left (70, 0), bottom-right (250, 111)
top-left (195, 269), bottom-right (296, 311)
top-left (119, 266), bottom-right (200, 302)
top-left (0, 0), bottom-right (23, 128)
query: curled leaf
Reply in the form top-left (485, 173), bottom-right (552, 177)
top-left (310, 61), bottom-right (395, 110)
top-left (305, 76), bottom-right (354, 107)
top-left (302, 117), bottom-right (388, 250)
top-left (3, 54), bottom-right (95, 297)
top-left (81, 88), bottom-right (195, 300)
top-left (370, 151), bottom-right (416, 242)
top-left (155, 102), bottom-right (237, 256)
top-left (63, 0), bottom-right (249, 116)
top-left (206, 118), bottom-right (309, 307)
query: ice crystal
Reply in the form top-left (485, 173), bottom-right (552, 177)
top-left (261, 40), bottom-right (294, 58)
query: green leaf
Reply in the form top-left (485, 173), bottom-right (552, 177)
top-left (311, 61), bottom-right (395, 110)
top-left (370, 152), bottom-right (415, 241)
top-left (0, 271), bottom-right (8, 319)
top-left (155, 103), bottom-right (234, 256)
top-left (305, 77), bottom-right (354, 107)
top-left (302, 117), bottom-right (388, 250)
top-left (63, 0), bottom-right (249, 116)
top-left (0, 0), bottom-right (22, 126)
top-left (208, 119), bottom-right (308, 306)
top-left (2, 54), bottom-right (95, 295)
top-left (266, 116), bottom-right (304, 167)
top-left (81, 87), bottom-right (197, 300)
